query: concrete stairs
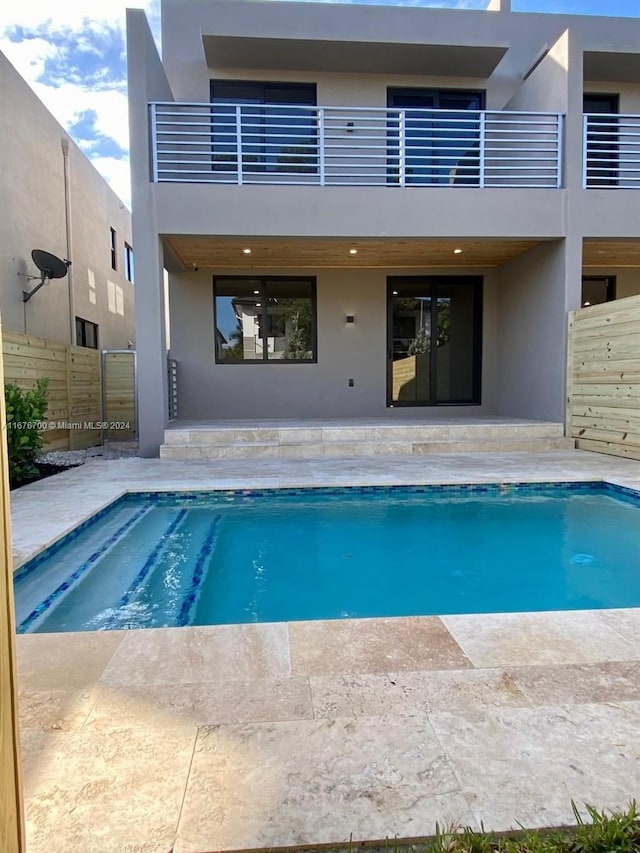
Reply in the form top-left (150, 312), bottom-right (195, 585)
top-left (160, 421), bottom-right (574, 460)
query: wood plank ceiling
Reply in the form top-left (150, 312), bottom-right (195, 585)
top-left (164, 236), bottom-right (542, 269)
top-left (583, 239), bottom-right (640, 267)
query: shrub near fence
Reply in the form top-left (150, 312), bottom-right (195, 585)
top-left (1, 331), bottom-right (102, 451)
top-left (566, 294), bottom-right (640, 461)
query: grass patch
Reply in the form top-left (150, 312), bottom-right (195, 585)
top-left (419, 803), bottom-right (640, 852)
top-left (316, 804), bottom-right (640, 853)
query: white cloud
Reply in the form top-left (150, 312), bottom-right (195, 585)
top-left (29, 79), bottom-right (130, 151)
top-left (0, 1), bottom-right (160, 204)
top-left (0, 1), bottom-right (155, 33)
top-left (0, 35), bottom-right (57, 80)
top-left (90, 155), bottom-right (132, 209)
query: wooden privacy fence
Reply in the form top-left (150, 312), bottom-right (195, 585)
top-left (566, 294), bottom-right (640, 461)
top-left (1, 332), bottom-right (137, 451)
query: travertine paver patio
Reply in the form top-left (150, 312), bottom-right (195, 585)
top-left (12, 450), bottom-right (640, 853)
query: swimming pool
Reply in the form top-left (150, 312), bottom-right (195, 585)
top-left (14, 482), bottom-right (640, 633)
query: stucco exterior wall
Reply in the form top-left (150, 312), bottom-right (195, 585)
top-left (127, 8), bottom-right (175, 454)
top-left (0, 51), bottom-right (134, 349)
top-left (169, 267), bottom-right (498, 420)
top-left (495, 239), bottom-right (577, 421)
top-left (160, 0), bottom-right (640, 107)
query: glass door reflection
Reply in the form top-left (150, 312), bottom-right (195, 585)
top-left (388, 277), bottom-right (482, 406)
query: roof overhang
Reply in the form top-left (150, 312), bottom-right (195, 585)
top-left (202, 35), bottom-right (508, 77)
top-left (584, 51), bottom-right (640, 83)
top-left (163, 236), bottom-right (543, 271)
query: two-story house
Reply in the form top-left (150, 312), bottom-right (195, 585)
top-left (127, 0), bottom-right (640, 457)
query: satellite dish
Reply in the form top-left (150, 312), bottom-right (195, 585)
top-left (22, 249), bottom-right (71, 302)
top-left (31, 249), bottom-right (71, 280)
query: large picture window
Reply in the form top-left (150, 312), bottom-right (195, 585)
top-left (214, 277), bottom-right (317, 363)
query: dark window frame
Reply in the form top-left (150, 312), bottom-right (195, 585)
top-left (386, 88), bottom-right (486, 186)
top-left (583, 93), bottom-right (619, 187)
top-left (124, 242), bottom-right (134, 283)
top-left (386, 276), bottom-right (483, 407)
top-left (210, 80), bottom-right (318, 175)
top-left (386, 87), bottom-right (486, 110)
top-left (581, 275), bottom-right (617, 306)
top-left (75, 316), bottom-right (99, 349)
top-left (210, 80), bottom-right (317, 105)
top-left (213, 275), bottom-right (318, 364)
top-left (110, 227), bottom-right (117, 271)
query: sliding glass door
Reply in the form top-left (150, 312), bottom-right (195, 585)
top-left (583, 93), bottom-right (619, 187)
top-left (387, 88), bottom-right (484, 185)
top-left (388, 277), bottom-right (482, 406)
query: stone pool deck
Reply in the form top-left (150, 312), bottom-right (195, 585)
top-left (11, 449), bottom-right (640, 853)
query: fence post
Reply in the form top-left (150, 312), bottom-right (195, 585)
top-left (0, 321), bottom-right (26, 853)
top-left (565, 309), bottom-right (575, 440)
top-left (65, 345), bottom-right (73, 451)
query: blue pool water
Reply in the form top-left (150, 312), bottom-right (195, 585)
top-left (14, 482), bottom-right (640, 633)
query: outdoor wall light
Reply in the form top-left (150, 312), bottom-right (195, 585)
top-left (346, 315), bottom-right (355, 324)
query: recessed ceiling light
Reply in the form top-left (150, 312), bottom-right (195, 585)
top-left (453, 248), bottom-right (463, 254)
top-left (243, 248), bottom-right (252, 254)
top-left (253, 290), bottom-right (260, 295)
top-left (349, 248), bottom-right (358, 255)
top-left (256, 303), bottom-right (262, 307)
top-left (392, 290), bottom-right (399, 295)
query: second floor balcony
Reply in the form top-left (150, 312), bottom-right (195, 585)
top-left (584, 113), bottom-right (640, 189)
top-left (151, 102), bottom-right (564, 189)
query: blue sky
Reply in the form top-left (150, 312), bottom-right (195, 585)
top-left (1, 0), bottom-right (638, 208)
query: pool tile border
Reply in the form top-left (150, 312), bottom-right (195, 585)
top-left (13, 479), bottom-right (640, 635)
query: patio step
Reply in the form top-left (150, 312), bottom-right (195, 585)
top-left (160, 423), bottom-right (573, 460)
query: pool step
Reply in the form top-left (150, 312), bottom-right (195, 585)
top-left (161, 423), bottom-right (573, 460)
top-left (25, 508), bottom-right (189, 633)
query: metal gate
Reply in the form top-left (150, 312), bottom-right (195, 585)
top-left (101, 350), bottom-right (137, 440)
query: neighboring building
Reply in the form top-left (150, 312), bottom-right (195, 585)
top-left (0, 50), bottom-right (134, 351)
top-left (127, 0), bottom-right (640, 456)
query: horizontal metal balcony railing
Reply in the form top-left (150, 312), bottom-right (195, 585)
top-left (584, 113), bottom-right (640, 189)
top-left (151, 102), bottom-right (564, 188)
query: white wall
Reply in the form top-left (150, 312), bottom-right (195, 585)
top-left (127, 9), bottom-right (175, 455)
top-left (169, 267), bottom-right (497, 420)
top-left (0, 51), bottom-right (134, 348)
top-left (496, 240), bottom-right (574, 421)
